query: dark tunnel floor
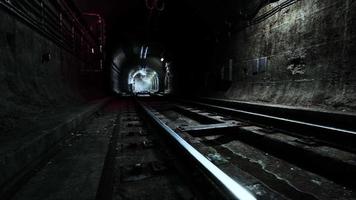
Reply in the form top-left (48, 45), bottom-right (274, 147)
top-left (2, 0), bottom-right (356, 199)
top-left (2, 98), bottom-right (356, 200)
top-left (12, 111), bottom-right (114, 200)
top-left (0, 99), bottom-right (109, 194)
top-left (1, 104), bottom-right (98, 156)
top-left (10, 100), bottom-right (196, 200)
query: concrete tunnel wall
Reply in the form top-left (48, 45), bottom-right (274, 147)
top-left (208, 0), bottom-right (356, 112)
top-left (0, 8), bottom-right (105, 134)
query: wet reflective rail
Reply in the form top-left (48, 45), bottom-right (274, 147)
top-left (137, 98), bottom-right (356, 200)
top-left (180, 99), bottom-right (356, 153)
top-left (138, 101), bottom-right (256, 200)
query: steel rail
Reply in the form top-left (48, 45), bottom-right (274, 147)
top-left (138, 101), bottom-right (256, 200)
top-left (194, 97), bottom-right (356, 131)
top-left (195, 102), bottom-right (356, 136)
top-left (182, 100), bottom-right (356, 152)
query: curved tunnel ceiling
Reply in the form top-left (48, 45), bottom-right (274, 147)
top-left (74, 0), bottom-right (275, 44)
top-left (74, 0), bottom-right (278, 94)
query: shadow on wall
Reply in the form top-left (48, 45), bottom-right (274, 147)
top-left (0, 7), bottom-right (105, 135)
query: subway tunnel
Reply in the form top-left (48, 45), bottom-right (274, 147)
top-left (1, 0), bottom-right (356, 199)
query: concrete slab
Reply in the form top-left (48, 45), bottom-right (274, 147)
top-left (12, 106), bottom-right (115, 200)
top-left (0, 98), bottom-right (110, 198)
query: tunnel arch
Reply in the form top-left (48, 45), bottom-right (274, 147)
top-left (128, 67), bottom-right (160, 93)
top-left (111, 48), bottom-right (126, 94)
top-left (110, 45), bottom-right (173, 95)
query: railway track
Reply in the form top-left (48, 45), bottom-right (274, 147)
top-left (96, 100), bottom-right (202, 200)
top-left (138, 97), bottom-right (356, 200)
top-left (6, 97), bottom-right (356, 200)
top-left (8, 99), bottom-right (202, 200)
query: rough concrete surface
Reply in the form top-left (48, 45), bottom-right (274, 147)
top-left (12, 109), bottom-right (115, 200)
top-left (211, 0), bottom-right (356, 112)
top-left (0, 7), bottom-right (105, 136)
top-left (0, 6), bottom-right (108, 196)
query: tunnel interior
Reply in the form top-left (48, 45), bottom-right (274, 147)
top-left (1, 0), bottom-right (356, 199)
top-left (110, 44), bottom-right (170, 94)
top-left (128, 67), bottom-right (159, 93)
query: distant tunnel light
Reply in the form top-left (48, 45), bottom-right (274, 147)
top-left (160, 57), bottom-right (165, 62)
top-left (128, 68), bottom-right (159, 93)
top-left (91, 48), bottom-right (95, 54)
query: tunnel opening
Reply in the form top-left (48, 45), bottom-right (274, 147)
top-left (128, 67), bottom-right (159, 94)
top-left (3, 0), bottom-right (356, 199)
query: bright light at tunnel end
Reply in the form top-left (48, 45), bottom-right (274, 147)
top-left (128, 68), bottom-right (159, 93)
